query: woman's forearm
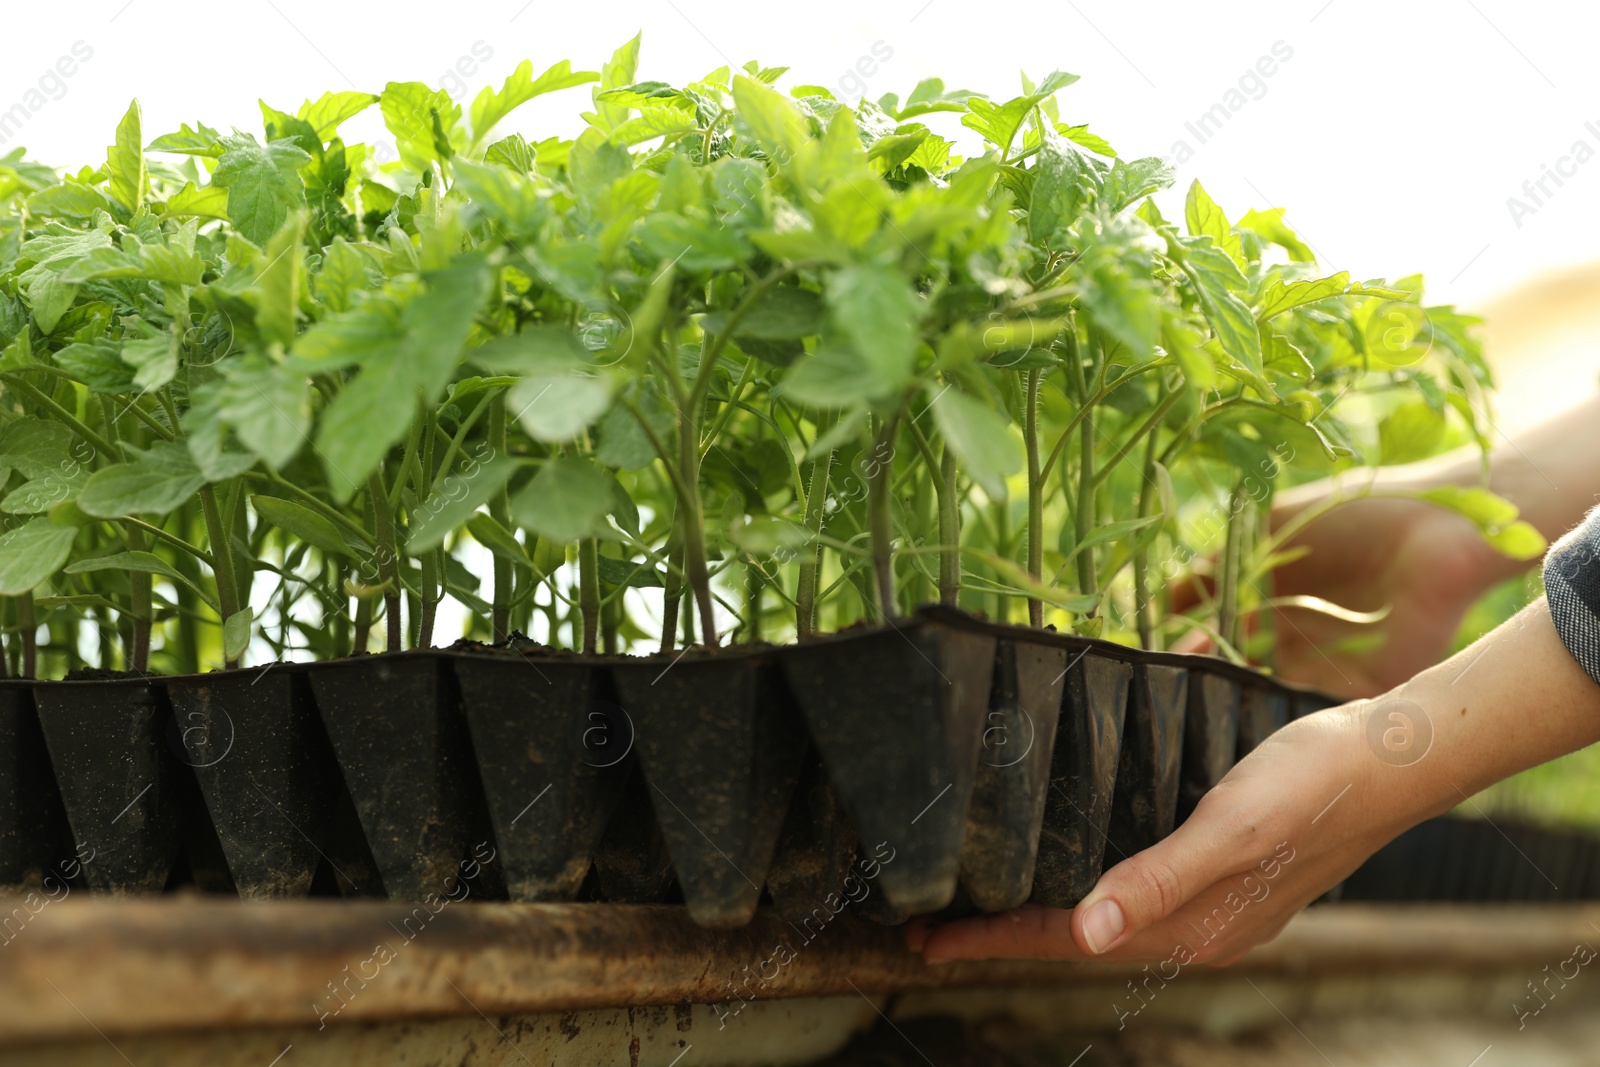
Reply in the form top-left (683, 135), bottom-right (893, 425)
top-left (1387, 596), bottom-right (1600, 819)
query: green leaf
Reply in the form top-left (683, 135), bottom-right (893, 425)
top-left (27, 270), bottom-right (78, 334)
top-left (1184, 180), bottom-right (1242, 268)
top-left (1061, 515), bottom-right (1160, 561)
top-left (120, 335), bottom-right (178, 391)
top-left (78, 442), bottom-right (206, 517)
top-left (107, 100), bottom-right (147, 214)
top-left (706, 286), bottom-right (825, 342)
top-left (406, 453), bottom-right (519, 555)
top-left (147, 121), bottom-right (222, 156)
top-left (1236, 206), bottom-right (1314, 262)
top-left (212, 133), bottom-right (310, 247)
top-left (731, 75), bottom-right (809, 160)
top-left (1378, 400), bottom-right (1446, 465)
top-left (224, 607), bottom-right (253, 660)
top-left (1416, 486), bottom-right (1519, 529)
top-left (508, 457), bottom-right (613, 542)
top-left (826, 265), bottom-right (921, 396)
top-left (220, 356), bottom-right (310, 470)
top-left (1028, 128), bottom-right (1089, 244)
top-left (1100, 156), bottom-right (1173, 214)
top-left (1258, 271), bottom-right (1352, 320)
top-left (297, 91), bottom-right (380, 141)
top-left (729, 517), bottom-right (813, 555)
top-left (1184, 258), bottom-right (1267, 393)
top-left (0, 518), bottom-right (77, 595)
top-left (596, 381), bottom-right (672, 470)
top-left (508, 371), bottom-right (614, 444)
top-left (470, 59), bottom-right (600, 145)
top-left (55, 340), bottom-right (136, 394)
top-left (380, 81), bottom-right (460, 172)
top-left (315, 257), bottom-right (492, 501)
top-left (251, 495), bottom-right (357, 559)
top-left (596, 555), bottom-right (667, 588)
top-left (66, 550), bottom-right (187, 583)
top-left (1485, 521), bottom-right (1546, 561)
top-left (253, 211), bottom-right (305, 349)
top-left (466, 511), bottom-right (530, 566)
top-left (453, 157), bottom-right (545, 235)
top-left (930, 386), bottom-right (1020, 500)
top-left (3, 469), bottom-right (88, 514)
top-left (27, 182), bottom-right (116, 220)
top-left (164, 181), bottom-right (231, 221)
top-left (0, 418), bottom-right (75, 480)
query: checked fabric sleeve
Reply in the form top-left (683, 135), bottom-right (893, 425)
top-left (1545, 506), bottom-right (1600, 686)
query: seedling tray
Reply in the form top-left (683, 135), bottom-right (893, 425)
top-left (2, 606), bottom-right (1344, 917)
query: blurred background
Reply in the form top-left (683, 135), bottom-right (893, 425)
top-left (5, 0), bottom-right (1597, 821)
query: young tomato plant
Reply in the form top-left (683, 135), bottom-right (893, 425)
top-left (0, 41), bottom-right (1542, 676)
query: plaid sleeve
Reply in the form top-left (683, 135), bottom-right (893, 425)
top-left (1545, 506), bottom-right (1600, 686)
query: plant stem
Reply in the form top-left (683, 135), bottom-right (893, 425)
top-left (487, 396), bottom-right (512, 643)
top-left (578, 537), bottom-right (600, 654)
top-left (5, 376), bottom-right (117, 459)
top-left (938, 443), bottom-right (960, 605)
top-left (1024, 367), bottom-right (1043, 627)
top-left (198, 486), bottom-right (241, 668)
top-left (745, 559), bottom-right (763, 642)
top-left (1217, 477), bottom-right (1246, 652)
top-left (659, 520), bottom-right (684, 654)
top-left (126, 529), bottom-right (152, 673)
top-left (367, 470), bottom-right (402, 653)
top-left (677, 407), bottom-right (717, 648)
top-left (352, 593), bottom-right (373, 654)
top-left (1133, 427), bottom-right (1161, 651)
top-left (796, 446), bottom-right (834, 638)
top-left (867, 413), bottom-right (900, 621)
top-left (19, 594), bottom-right (36, 680)
top-left (1065, 324), bottom-right (1098, 609)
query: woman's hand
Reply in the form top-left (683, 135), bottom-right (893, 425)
top-left (914, 599), bottom-right (1600, 968)
top-left (915, 704), bottom-right (1415, 966)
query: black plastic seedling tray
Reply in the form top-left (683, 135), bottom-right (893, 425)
top-left (3, 604), bottom-right (1361, 921)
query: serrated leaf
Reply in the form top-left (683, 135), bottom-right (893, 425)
top-left (212, 133), bottom-right (310, 247)
top-left (26, 182), bottom-right (116, 219)
top-left (470, 59), bottom-right (599, 146)
top-left (297, 91), bottom-right (380, 141)
top-left (1184, 180), bottom-right (1242, 269)
top-left (1258, 272), bottom-right (1353, 320)
top-left (164, 181), bottom-right (231, 220)
top-left (107, 100), bottom-right (147, 213)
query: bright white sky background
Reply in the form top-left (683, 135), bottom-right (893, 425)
top-left (5, 0), bottom-right (1598, 315)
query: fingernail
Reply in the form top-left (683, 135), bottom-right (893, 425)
top-left (1080, 898), bottom-right (1125, 955)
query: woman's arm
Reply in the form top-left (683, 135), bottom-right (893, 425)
top-left (917, 590), bottom-right (1600, 965)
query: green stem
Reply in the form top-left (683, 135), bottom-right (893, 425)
top-left (677, 404), bottom-right (717, 648)
top-left (6, 376), bottom-right (117, 459)
top-left (578, 537), bottom-right (600, 654)
top-left (367, 470), bottom-right (402, 653)
top-left (1133, 427), bottom-right (1161, 651)
top-left (1065, 325), bottom-right (1098, 608)
top-left (127, 529), bottom-right (152, 673)
top-left (198, 486), bottom-right (241, 669)
top-left (659, 520), bottom-right (684, 654)
top-left (797, 447), bottom-right (834, 638)
top-left (488, 397), bottom-right (512, 643)
top-left (1024, 367), bottom-right (1043, 627)
top-left (867, 413), bottom-right (901, 621)
top-left (938, 443), bottom-right (960, 606)
top-left (1218, 478), bottom-right (1246, 652)
top-left (19, 594), bottom-right (36, 680)
top-left (745, 558), bottom-right (763, 642)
